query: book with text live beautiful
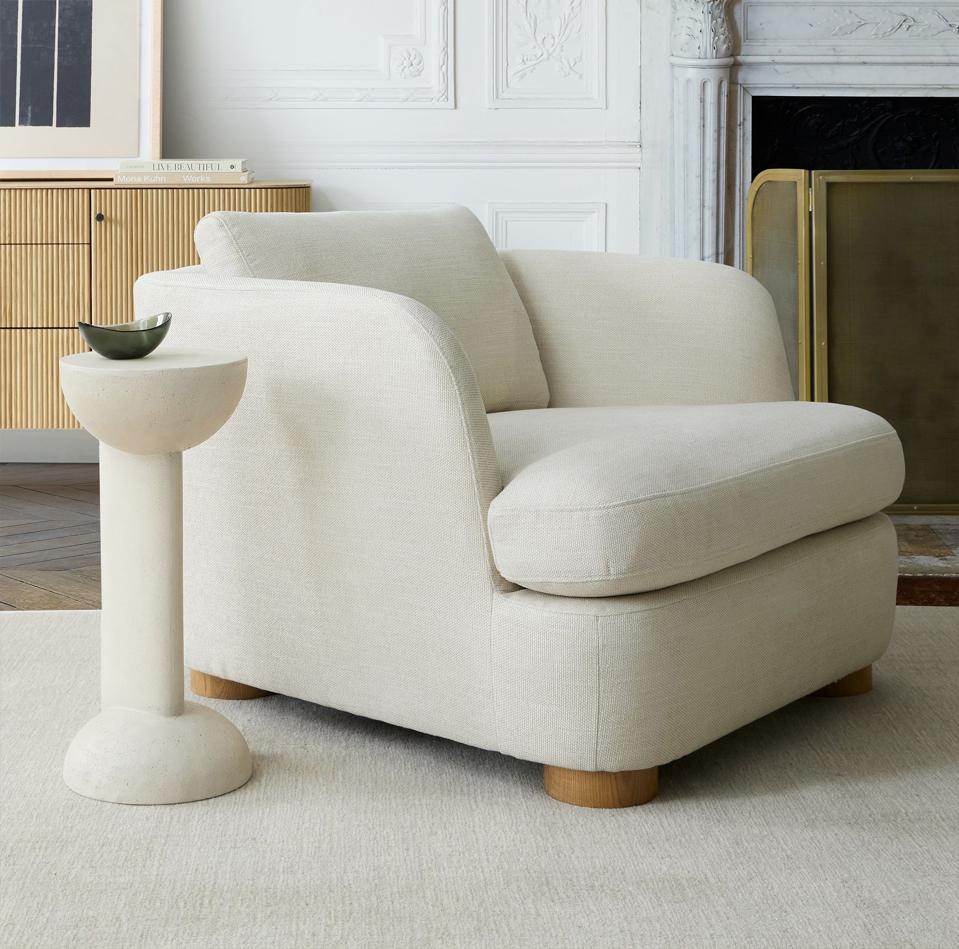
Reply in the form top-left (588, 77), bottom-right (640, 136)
top-left (118, 159), bottom-right (248, 173)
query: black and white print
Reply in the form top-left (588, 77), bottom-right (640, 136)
top-left (0, 0), bottom-right (93, 129)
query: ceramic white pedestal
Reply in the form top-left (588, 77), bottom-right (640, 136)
top-left (60, 348), bottom-right (250, 805)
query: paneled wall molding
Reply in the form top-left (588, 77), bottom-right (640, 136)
top-left (671, 0), bottom-right (734, 262)
top-left (220, 0), bottom-right (454, 108)
top-left (487, 202), bottom-right (607, 250)
top-left (489, 0), bottom-right (607, 108)
top-left (161, 0), bottom-right (644, 262)
top-left (261, 141), bottom-right (642, 169)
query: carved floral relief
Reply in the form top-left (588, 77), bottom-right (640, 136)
top-left (493, 0), bottom-right (604, 107)
top-left (671, 0), bottom-right (735, 59)
top-left (508, 0), bottom-right (586, 82)
top-left (830, 8), bottom-right (959, 39)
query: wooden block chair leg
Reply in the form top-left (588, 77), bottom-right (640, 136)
top-left (816, 664), bottom-right (873, 698)
top-left (190, 669), bottom-right (272, 700)
top-left (544, 765), bottom-right (659, 808)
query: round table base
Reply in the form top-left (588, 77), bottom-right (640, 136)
top-left (63, 702), bottom-right (253, 805)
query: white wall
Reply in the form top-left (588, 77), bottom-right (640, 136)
top-left (636, 0), bottom-right (672, 256)
top-left (163, 0), bottom-right (661, 255)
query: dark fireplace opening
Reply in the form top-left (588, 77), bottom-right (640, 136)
top-left (752, 96), bottom-right (959, 175)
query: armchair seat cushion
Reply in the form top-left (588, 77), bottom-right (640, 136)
top-left (487, 402), bottom-right (904, 597)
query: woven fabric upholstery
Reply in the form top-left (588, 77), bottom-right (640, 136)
top-left (493, 515), bottom-right (897, 771)
top-left (135, 255), bottom-right (900, 775)
top-left (487, 402), bottom-right (904, 596)
top-left (135, 270), bottom-right (509, 752)
top-left (194, 206), bottom-right (549, 413)
top-left (501, 249), bottom-right (793, 406)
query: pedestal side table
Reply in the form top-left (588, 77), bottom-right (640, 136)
top-left (60, 348), bottom-right (251, 805)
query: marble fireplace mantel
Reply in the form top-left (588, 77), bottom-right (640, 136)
top-left (669, 0), bottom-right (959, 265)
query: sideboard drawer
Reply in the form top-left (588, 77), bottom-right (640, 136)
top-left (0, 329), bottom-right (84, 428)
top-left (0, 188), bottom-right (89, 244)
top-left (0, 245), bottom-right (90, 327)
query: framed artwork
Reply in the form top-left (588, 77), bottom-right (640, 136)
top-left (0, 0), bottom-right (161, 174)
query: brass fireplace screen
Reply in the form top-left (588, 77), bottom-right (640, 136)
top-left (746, 170), bottom-right (959, 513)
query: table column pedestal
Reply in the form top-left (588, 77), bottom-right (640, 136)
top-left (60, 348), bottom-right (251, 805)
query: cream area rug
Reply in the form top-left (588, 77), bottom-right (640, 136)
top-left (1, 608), bottom-right (957, 949)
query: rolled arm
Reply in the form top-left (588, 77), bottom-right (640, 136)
top-left (133, 270), bottom-right (504, 585)
top-left (133, 270), bottom-right (510, 745)
top-left (501, 250), bottom-right (793, 406)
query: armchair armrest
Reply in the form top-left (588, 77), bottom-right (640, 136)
top-left (501, 250), bottom-right (793, 406)
top-left (133, 270), bottom-right (510, 743)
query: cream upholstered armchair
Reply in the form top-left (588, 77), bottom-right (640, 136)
top-left (135, 207), bottom-right (905, 808)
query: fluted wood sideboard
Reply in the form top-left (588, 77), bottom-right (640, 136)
top-left (1, 180), bottom-right (311, 429)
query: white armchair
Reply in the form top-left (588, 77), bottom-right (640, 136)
top-left (135, 207), bottom-right (904, 808)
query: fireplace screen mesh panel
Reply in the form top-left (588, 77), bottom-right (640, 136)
top-left (747, 170), bottom-right (959, 511)
top-left (745, 170), bottom-right (810, 399)
top-left (813, 172), bottom-right (959, 510)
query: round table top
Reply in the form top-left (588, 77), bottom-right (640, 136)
top-left (61, 348), bottom-right (246, 375)
top-left (60, 348), bottom-right (248, 455)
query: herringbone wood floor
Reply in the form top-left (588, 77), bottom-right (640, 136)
top-left (0, 464), bottom-right (100, 610)
top-left (1, 464), bottom-right (957, 609)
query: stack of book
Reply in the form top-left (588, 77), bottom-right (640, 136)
top-left (113, 160), bottom-right (254, 185)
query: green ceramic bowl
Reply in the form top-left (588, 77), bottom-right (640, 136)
top-left (78, 313), bottom-right (172, 360)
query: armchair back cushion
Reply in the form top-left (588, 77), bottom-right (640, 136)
top-left (194, 206), bottom-right (549, 412)
top-left (502, 250), bottom-right (793, 406)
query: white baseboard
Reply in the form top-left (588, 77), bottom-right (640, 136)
top-left (0, 430), bottom-right (98, 463)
